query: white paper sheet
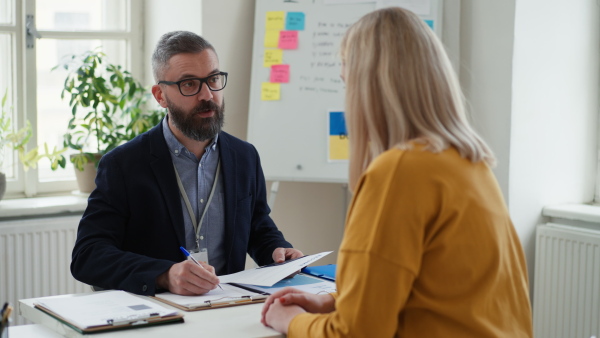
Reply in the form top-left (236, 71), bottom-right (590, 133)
top-left (35, 291), bottom-right (177, 329)
top-left (218, 251), bottom-right (332, 286)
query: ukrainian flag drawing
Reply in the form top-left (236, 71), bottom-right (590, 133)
top-left (329, 111), bottom-right (348, 161)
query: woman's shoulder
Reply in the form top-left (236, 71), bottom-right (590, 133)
top-left (366, 144), bottom-right (483, 182)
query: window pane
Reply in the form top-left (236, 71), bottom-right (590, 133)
top-left (36, 38), bottom-right (127, 182)
top-left (36, 0), bottom-right (127, 31)
top-left (0, 0), bottom-right (13, 25)
top-left (0, 33), bottom-right (15, 179)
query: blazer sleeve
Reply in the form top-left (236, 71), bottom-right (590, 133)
top-left (70, 151), bottom-right (175, 296)
top-left (245, 145), bottom-right (293, 266)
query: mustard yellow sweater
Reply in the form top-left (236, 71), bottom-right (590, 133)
top-left (289, 146), bottom-right (533, 337)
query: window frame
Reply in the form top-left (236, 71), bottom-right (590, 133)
top-left (1, 0), bottom-right (143, 198)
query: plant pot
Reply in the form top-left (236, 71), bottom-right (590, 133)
top-left (0, 172), bottom-right (6, 201)
top-left (71, 153), bottom-right (102, 194)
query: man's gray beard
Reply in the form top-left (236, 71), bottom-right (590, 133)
top-left (168, 99), bottom-right (225, 142)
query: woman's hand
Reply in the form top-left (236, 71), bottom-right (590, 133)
top-left (263, 298), bottom-right (306, 334)
top-left (261, 287), bottom-right (336, 326)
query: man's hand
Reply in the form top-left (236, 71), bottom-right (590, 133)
top-left (156, 260), bottom-right (220, 295)
top-left (272, 247), bottom-right (304, 263)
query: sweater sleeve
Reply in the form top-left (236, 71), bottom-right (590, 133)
top-left (289, 257), bottom-right (416, 337)
top-left (288, 150), bottom-right (431, 337)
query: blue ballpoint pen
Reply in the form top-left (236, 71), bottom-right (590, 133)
top-left (179, 246), bottom-right (223, 290)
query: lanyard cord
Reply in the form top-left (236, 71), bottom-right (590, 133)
top-left (173, 159), bottom-right (221, 249)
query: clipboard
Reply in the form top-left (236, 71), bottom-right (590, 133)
top-left (153, 283), bottom-right (269, 312)
top-left (32, 291), bottom-right (184, 334)
top-left (34, 304), bottom-right (184, 334)
top-left (153, 273), bottom-right (337, 312)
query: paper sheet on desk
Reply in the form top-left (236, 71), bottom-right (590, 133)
top-left (219, 251), bottom-right (332, 286)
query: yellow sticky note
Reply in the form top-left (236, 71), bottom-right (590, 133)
top-left (329, 135), bottom-right (349, 160)
top-left (264, 30), bottom-right (280, 48)
top-left (263, 49), bottom-right (283, 68)
top-left (266, 11), bottom-right (285, 30)
top-left (261, 83), bottom-right (281, 101)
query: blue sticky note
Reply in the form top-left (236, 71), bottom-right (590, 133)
top-left (425, 20), bottom-right (434, 30)
top-left (286, 12), bottom-right (305, 31)
top-left (329, 112), bottom-right (347, 136)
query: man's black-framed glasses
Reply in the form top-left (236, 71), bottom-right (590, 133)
top-left (158, 72), bottom-right (228, 96)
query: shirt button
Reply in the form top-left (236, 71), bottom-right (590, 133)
top-left (142, 285), bottom-right (148, 292)
top-left (174, 149), bottom-right (179, 154)
top-left (200, 199), bottom-right (204, 203)
top-left (200, 236), bottom-right (204, 240)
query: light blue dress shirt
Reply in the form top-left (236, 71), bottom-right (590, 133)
top-left (162, 118), bottom-right (226, 273)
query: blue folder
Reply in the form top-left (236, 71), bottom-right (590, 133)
top-left (302, 264), bottom-right (336, 281)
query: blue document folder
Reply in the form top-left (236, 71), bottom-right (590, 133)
top-left (301, 264), bottom-right (336, 281)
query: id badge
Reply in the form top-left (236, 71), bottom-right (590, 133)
top-left (190, 250), bottom-right (209, 264)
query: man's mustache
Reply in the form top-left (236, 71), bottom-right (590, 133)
top-left (193, 100), bottom-right (220, 114)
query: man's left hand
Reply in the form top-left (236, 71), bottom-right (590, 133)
top-left (272, 247), bottom-right (303, 263)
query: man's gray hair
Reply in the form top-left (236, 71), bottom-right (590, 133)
top-left (151, 31), bottom-right (216, 82)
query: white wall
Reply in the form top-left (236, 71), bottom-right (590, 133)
top-left (509, 0), bottom-right (599, 284)
top-left (458, 1), bottom-right (515, 201)
top-left (143, 0), bottom-right (203, 85)
top-left (201, 0), bottom-right (254, 140)
top-left (460, 0), bottom-right (600, 292)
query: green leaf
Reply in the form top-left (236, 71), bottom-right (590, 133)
top-left (2, 89), bottom-right (8, 108)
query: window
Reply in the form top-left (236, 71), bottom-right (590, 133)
top-left (0, 0), bottom-right (142, 197)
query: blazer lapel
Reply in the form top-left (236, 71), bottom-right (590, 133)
top-left (148, 123), bottom-right (186, 246)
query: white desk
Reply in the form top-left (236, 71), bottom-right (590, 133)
top-left (9, 324), bottom-right (64, 337)
top-left (18, 293), bottom-right (283, 338)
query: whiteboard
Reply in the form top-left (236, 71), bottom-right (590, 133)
top-left (247, 0), bottom-right (448, 183)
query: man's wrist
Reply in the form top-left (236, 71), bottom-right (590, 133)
top-left (156, 269), bottom-right (170, 290)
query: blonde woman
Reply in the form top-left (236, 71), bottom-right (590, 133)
top-left (261, 7), bottom-right (533, 337)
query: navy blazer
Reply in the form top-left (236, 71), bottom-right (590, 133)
top-left (71, 123), bottom-right (292, 295)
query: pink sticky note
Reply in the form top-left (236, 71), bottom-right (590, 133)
top-left (270, 64), bottom-right (290, 83)
top-left (278, 31), bottom-right (298, 50)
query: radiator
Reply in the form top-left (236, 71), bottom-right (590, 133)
top-left (0, 215), bottom-right (88, 325)
top-left (534, 223), bottom-right (600, 338)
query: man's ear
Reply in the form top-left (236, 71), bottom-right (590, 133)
top-left (151, 84), bottom-right (168, 108)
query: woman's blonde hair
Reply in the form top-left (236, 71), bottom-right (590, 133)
top-left (340, 7), bottom-right (495, 190)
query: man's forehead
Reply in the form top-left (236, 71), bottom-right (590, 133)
top-left (164, 50), bottom-right (219, 76)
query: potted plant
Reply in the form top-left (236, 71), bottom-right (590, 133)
top-left (0, 90), bottom-right (67, 200)
top-left (54, 49), bottom-right (164, 192)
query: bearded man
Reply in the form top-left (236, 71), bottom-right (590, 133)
top-left (71, 31), bottom-right (303, 296)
